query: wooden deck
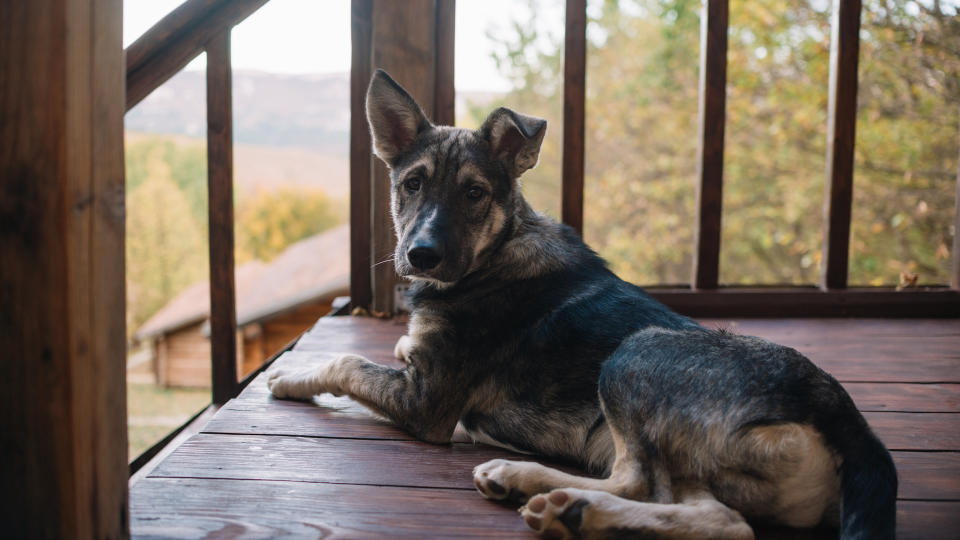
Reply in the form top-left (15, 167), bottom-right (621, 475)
top-left (130, 316), bottom-right (960, 539)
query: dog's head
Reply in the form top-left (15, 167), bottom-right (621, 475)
top-left (366, 69), bottom-right (546, 285)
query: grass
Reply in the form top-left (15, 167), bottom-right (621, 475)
top-left (127, 383), bottom-right (210, 462)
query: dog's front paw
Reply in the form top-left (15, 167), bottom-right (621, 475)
top-left (267, 367), bottom-right (321, 400)
top-left (394, 335), bottom-right (413, 363)
top-left (473, 459), bottom-right (548, 503)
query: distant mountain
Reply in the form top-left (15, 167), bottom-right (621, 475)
top-left (125, 70), bottom-right (350, 154)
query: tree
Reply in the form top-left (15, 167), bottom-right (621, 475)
top-left (472, 0), bottom-right (957, 285)
top-left (126, 149), bottom-right (208, 333)
top-left (235, 187), bottom-right (344, 262)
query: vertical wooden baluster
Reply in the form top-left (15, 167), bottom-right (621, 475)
top-left (434, 0), bottom-right (456, 126)
top-left (953, 131), bottom-right (959, 291)
top-left (206, 29), bottom-right (238, 404)
top-left (562, 0), bottom-right (586, 236)
top-left (692, 0), bottom-right (728, 290)
top-left (821, 0), bottom-right (862, 290)
top-left (350, 0), bottom-right (374, 310)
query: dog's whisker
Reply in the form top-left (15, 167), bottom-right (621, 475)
top-left (371, 256), bottom-right (396, 269)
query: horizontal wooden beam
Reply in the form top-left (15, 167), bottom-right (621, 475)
top-left (649, 288), bottom-right (960, 318)
top-left (125, 0), bottom-right (269, 111)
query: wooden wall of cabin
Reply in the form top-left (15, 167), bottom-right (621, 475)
top-left (155, 299), bottom-right (335, 387)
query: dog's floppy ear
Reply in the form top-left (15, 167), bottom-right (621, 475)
top-left (366, 69), bottom-right (432, 164)
top-left (479, 107), bottom-right (547, 179)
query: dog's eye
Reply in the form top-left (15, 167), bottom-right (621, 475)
top-left (404, 177), bottom-right (422, 193)
top-left (466, 185), bottom-right (485, 201)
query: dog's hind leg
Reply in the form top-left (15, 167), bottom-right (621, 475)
top-left (521, 486), bottom-right (753, 540)
top-left (473, 419), bottom-right (660, 503)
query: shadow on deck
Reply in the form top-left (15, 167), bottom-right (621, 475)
top-left (130, 316), bottom-right (960, 539)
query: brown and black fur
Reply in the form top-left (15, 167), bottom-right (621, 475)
top-left (268, 70), bottom-right (897, 540)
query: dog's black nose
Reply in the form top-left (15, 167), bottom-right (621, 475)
top-left (407, 245), bottom-right (442, 271)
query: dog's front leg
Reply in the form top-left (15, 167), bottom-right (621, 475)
top-left (267, 354), bottom-right (460, 443)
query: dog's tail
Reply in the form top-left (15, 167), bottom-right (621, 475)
top-left (828, 413), bottom-right (898, 540)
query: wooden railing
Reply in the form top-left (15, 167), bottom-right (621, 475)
top-left (125, 0), bottom-right (959, 428)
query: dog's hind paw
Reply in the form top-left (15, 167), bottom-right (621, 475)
top-left (520, 489), bottom-right (588, 540)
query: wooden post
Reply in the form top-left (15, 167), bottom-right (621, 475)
top-left (692, 0), bottom-right (729, 290)
top-left (206, 30), bottom-right (239, 404)
top-left (350, 0), bottom-right (374, 310)
top-left (0, 0), bottom-right (129, 537)
top-left (821, 0), bottom-right (861, 290)
top-left (434, 0), bottom-right (457, 126)
top-left (562, 0), bottom-right (587, 236)
top-left (369, 0), bottom-right (438, 314)
top-left (953, 133), bottom-right (960, 291)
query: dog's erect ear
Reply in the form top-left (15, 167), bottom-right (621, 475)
top-left (479, 107), bottom-right (547, 179)
top-left (366, 69), bottom-right (432, 164)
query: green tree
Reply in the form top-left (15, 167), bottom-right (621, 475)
top-left (126, 149), bottom-right (209, 332)
top-left (235, 187), bottom-right (345, 262)
top-left (472, 0), bottom-right (956, 285)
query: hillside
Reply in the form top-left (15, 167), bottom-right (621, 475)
top-left (126, 70), bottom-right (349, 153)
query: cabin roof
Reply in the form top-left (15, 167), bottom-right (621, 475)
top-left (135, 224), bottom-right (349, 340)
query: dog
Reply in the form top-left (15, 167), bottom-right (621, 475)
top-left (267, 70), bottom-right (897, 539)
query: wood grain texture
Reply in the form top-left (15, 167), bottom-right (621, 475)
top-left (953, 140), bottom-right (959, 291)
top-left (0, 0), bottom-right (128, 536)
top-left (893, 451), bottom-right (960, 500)
top-left (130, 477), bottom-right (960, 540)
top-left (561, 0), bottom-right (587, 235)
top-left (132, 316), bottom-right (960, 538)
top-left (863, 413), bottom-right (960, 451)
top-left (206, 30), bottom-right (238, 404)
top-left (350, 0), bottom-right (373, 310)
top-left (125, 0), bottom-right (269, 110)
top-left (820, 0), bottom-right (862, 290)
top-left (692, 0), bottom-right (728, 290)
top-left (434, 0), bottom-right (456, 126)
top-left (369, 0), bottom-right (437, 313)
top-left (844, 383), bottom-right (960, 412)
top-left (150, 433), bottom-right (581, 489)
top-left (131, 477), bottom-right (534, 538)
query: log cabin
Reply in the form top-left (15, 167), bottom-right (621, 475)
top-left (1, 0), bottom-right (958, 538)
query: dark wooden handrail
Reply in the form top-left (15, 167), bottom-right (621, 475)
top-left (126, 0), bottom-right (268, 111)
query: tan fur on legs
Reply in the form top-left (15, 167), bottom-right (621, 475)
top-left (473, 425), bottom-right (649, 503)
top-left (394, 335), bottom-right (412, 363)
top-left (521, 487), bottom-right (754, 540)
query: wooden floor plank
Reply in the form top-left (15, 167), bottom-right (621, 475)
top-left (864, 412), bottom-right (960, 451)
top-left (130, 479), bottom-right (960, 540)
top-left (131, 477), bottom-right (533, 538)
top-left (150, 433), bottom-right (586, 489)
top-left (845, 383), bottom-right (960, 412)
top-left (131, 316), bottom-right (960, 537)
top-left (893, 451), bottom-right (960, 500)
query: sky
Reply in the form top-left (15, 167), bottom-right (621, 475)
top-left (123, 0), bottom-right (559, 92)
